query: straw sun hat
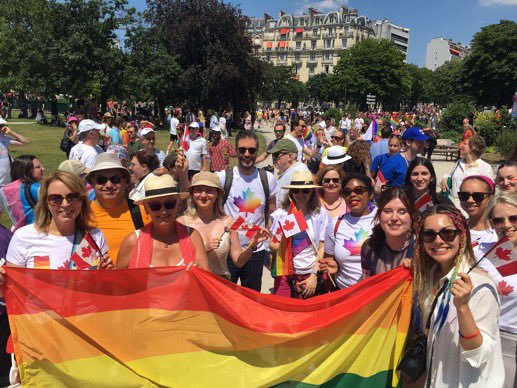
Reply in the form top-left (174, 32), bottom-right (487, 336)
top-left (135, 174), bottom-right (189, 205)
top-left (282, 170), bottom-right (322, 190)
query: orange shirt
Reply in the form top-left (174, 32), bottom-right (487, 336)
top-left (91, 200), bottom-right (150, 264)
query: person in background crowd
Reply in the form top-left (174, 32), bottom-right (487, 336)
top-left (380, 127), bottom-right (429, 187)
top-left (269, 171), bottom-right (332, 299)
top-left (315, 166), bottom-right (348, 221)
top-left (441, 135), bottom-right (494, 212)
top-left (109, 117), bottom-right (123, 145)
top-left (424, 126), bottom-right (439, 161)
top-left (117, 175), bottom-right (209, 270)
top-left (0, 118), bottom-right (30, 188)
top-left (284, 118), bottom-right (306, 162)
top-left (322, 173), bottom-right (377, 289)
top-left (361, 187), bottom-right (416, 278)
top-left (102, 112), bottom-right (114, 134)
top-left (69, 119), bottom-right (104, 168)
top-left (342, 140), bottom-right (373, 180)
top-left (126, 123), bottom-right (143, 155)
top-left (185, 122), bottom-right (209, 179)
top-left (413, 205), bottom-right (503, 388)
top-left (267, 139), bottom-right (309, 208)
top-left (87, 153), bottom-right (150, 263)
top-left (496, 160), bottom-right (517, 193)
top-left (57, 159), bottom-right (95, 201)
top-left (180, 172), bottom-right (268, 279)
top-left (129, 150), bottom-right (160, 201)
top-left (208, 126), bottom-right (235, 172)
top-left (216, 131), bottom-right (277, 292)
top-left (255, 122), bottom-right (286, 164)
top-left (485, 192), bottom-right (517, 388)
top-left (371, 134), bottom-right (402, 180)
top-left (330, 129), bottom-right (347, 149)
top-left (162, 151), bottom-right (190, 194)
top-left (169, 109), bottom-right (180, 144)
top-left (139, 128), bottom-right (165, 166)
top-left (62, 116), bottom-right (79, 157)
top-left (321, 146), bottom-right (351, 170)
top-left (370, 124), bottom-right (390, 162)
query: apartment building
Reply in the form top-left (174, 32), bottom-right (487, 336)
top-left (372, 20), bottom-right (410, 61)
top-left (425, 38), bottom-right (470, 71)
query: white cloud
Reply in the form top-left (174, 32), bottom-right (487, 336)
top-left (295, 0), bottom-right (349, 14)
top-left (479, 0), bottom-right (517, 6)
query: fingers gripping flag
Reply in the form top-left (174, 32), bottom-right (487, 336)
top-left (69, 233), bottom-right (101, 270)
top-left (230, 217), bottom-right (260, 239)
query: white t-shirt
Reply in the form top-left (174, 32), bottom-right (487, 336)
top-left (129, 172), bottom-right (155, 201)
top-left (276, 162), bottom-right (309, 208)
top-left (6, 224), bottom-right (108, 269)
top-left (0, 134), bottom-right (16, 186)
top-left (354, 118), bottom-right (364, 129)
top-left (217, 167), bottom-right (277, 251)
top-left (69, 142), bottom-right (104, 169)
top-left (154, 148), bottom-right (166, 166)
top-left (324, 207), bottom-right (377, 289)
top-left (470, 228), bottom-right (498, 262)
top-left (185, 137), bottom-right (208, 171)
top-left (169, 117), bottom-right (179, 135)
top-left (271, 208), bottom-right (332, 274)
top-left (285, 134), bottom-right (304, 161)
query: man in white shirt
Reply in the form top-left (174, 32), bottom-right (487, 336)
top-left (267, 138), bottom-right (309, 207)
top-left (140, 128), bottom-right (166, 166)
top-left (354, 114), bottom-right (364, 130)
top-left (185, 122), bottom-right (209, 180)
top-left (0, 118), bottom-right (29, 187)
top-left (69, 119), bottom-right (104, 169)
top-left (169, 111), bottom-right (179, 142)
top-left (284, 118), bottom-right (306, 162)
top-left (219, 111), bottom-right (227, 139)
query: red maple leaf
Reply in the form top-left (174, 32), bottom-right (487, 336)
top-left (495, 247), bottom-right (512, 262)
top-left (81, 245), bottom-right (93, 258)
top-left (498, 280), bottom-right (514, 296)
top-left (283, 219), bottom-right (295, 231)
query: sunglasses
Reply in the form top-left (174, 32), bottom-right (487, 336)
top-left (238, 147), bottom-right (258, 155)
top-left (331, 136), bottom-right (343, 141)
top-left (343, 186), bottom-right (368, 197)
top-left (149, 200), bottom-right (177, 212)
top-left (94, 175), bottom-right (123, 185)
top-left (491, 215), bottom-right (517, 227)
top-left (457, 191), bottom-right (491, 202)
top-left (291, 188), bottom-right (311, 194)
top-left (422, 228), bottom-right (459, 243)
top-left (323, 178), bottom-right (341, 184)
top-left (48, 192), bottom-right (82, 206)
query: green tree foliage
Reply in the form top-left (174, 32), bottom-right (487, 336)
top-left (431, 60), bottom-right (470, 105)
top-left (463, 20), bottom-right (517, 107)
top-left (403, 64), bottom-right (435, 108)
top-left (306, 74), bottom-right (341, 105)
top-left (441, 99), bottom-right (476, 132)
top-left (334, 38), bottom-right (406, 109)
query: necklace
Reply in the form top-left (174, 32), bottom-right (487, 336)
top-left (323, 198), bottom-right (343, 211)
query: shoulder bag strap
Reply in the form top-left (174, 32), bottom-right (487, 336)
top-left (223, 167), bottom-right (233, 205)
top-left (23, 183), bottom-right (37, 209)
top-left (127, 198), bottom-right (144, 230)
top-left (258, 168), bottom-right (270, 226)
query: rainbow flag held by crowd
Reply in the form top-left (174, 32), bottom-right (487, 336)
top-left (303, 125), bottom-right (313, 142)
top-left (4, 266), bottom-right (412, 387)
top-left (390, 115), bottom-right (400, 128)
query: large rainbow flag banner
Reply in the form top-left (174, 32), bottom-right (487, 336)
top-left (4, 266), bottom-right (412, 387)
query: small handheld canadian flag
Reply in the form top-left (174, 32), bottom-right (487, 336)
top-left (415, 193), bottom-right (433, 213)
top-left (180, 126), bottom-right (190, 151)
top-left (230, 216), bottom-right (260, 239)
top-left (278, 210), bottom-right (308, 239)
top-left (375, 170), bottom-right (386, 189)
top-left (484, 237), bottom-right (517, 277)
top-left (69, 233), bottom-right (102, 270)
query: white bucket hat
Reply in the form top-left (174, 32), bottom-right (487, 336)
top-left (85, 152), bottom-right (131, 183)
top-left (322, 146), bottom-right (352, 165)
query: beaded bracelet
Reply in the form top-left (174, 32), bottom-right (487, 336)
top-left (459, 329), bottom-right (480, 340)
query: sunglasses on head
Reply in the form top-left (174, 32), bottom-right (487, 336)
top-left (457, 191), bottom-right (491, 202)
top-left (343, 186), bottom-right (368, 197)
top-left (323, 178), bottom-right (340, 184)
top-left (238, 147), bottom-right (257, 155)
top-left (95, 175), bottom-right (123, 185)
top-left (422, 228), bottom-right (459, 243)
top-left (148, 200), bottom-right (177, 212)
top-left (291, 188), bottom-right (311, 194)
top-left (491, 215), bottom-right (517, 227)
top-left (47, 192), bottom-right (82, 206)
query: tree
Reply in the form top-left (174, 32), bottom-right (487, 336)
top-left (431, 60), bottom-right (470, 105)
top-left (334, 38), bottom-right (407, 109)
top-left (463, 20), bottom-right (517, 107)
top-left (403, 64), bottom-right (435, 108)
top-left (146, 0), bottom-right (264, 113)
top-left (306, 74), bottom-right (340, 105)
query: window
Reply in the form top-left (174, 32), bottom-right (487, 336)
top-left (309, 65), bottom-right (315, 74)
top-left (279, 54), bottom-right (286, 63)
top-left (296, 42), bottom-right (301, 50)
top-left (342, 38), bottom-right (347, 48)
top-left (311, 41), bottom-right (316, 50)
top-left (325, 39), bottom-right (334, 48)
top-left (266, 55), bottom-right (271, 62)
top-left (310, 53), bottom-right (315, 61)
top-left (295, 53), bottom-right (301, 61)
top-left (325, 65), bottom-right (330, 74)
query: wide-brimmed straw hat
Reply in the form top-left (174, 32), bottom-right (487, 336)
top-left (322, 146), bottom-right (352, 165)
top-left (135, 174), bottom-right (189, 204)
top-left (282, 170), bottom-right (322, 190)
top-left (85, 152), bottom-right (131, 184)
top-left (189, 171), bottom-right (222, 191)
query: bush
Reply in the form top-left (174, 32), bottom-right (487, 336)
top-left (441, 100), bottom-right (476, 132)
top-left (323, 108), bottom-right (342, 124)
top-left (474, 111), bottom-right (503, 147)
top-left (438, 129), bottom-right (462, 143)
top-left (494, 125), bottom-right (517, 159)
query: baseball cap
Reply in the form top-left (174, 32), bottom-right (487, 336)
top-left (267, 139), bottom-right (299, 154)
top-left (189, 122), bottom-right (199, 129)
top-left (141, 128), bottom-right (155, 137)
top-left (402, 127), bottom-right (429, 141)
top-left (67, 116), bottom-right (78, 124)
top-left (58, 160), bottom-right (90, 177)
top-left (78, 119), bottom-right (104, 134)
top-left (211, 126), bottom-right (222, 133)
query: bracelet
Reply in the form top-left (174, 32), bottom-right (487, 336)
top-left (459, 329), bottom-right (480, 340)
top-left (249, 241), bottom-right (256, 249)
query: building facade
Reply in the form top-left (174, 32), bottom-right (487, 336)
top-left (425, 38), bottom-right (469, 71)
top-left (372, 20), bottom-right (410, 61)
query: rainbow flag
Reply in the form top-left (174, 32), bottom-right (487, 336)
top-left (4, 266), bottom-right (412, 387)
top-left (272, 202), bottom-right (296, 276)
top-left (390, 115), bottom-right (400, 128)
top-left (303, 125), bottom-right (313, 142)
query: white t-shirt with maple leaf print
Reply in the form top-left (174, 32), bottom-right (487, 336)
top-left (217, 166), bottom-right (277, 251)
top-left (6, 224), bottom-right (108, 269)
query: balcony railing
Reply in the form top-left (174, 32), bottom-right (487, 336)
top-left (323, 32), bottom-right (338, 38)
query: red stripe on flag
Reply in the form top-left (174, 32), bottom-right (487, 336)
top-left (497, 261), bottom-right (517, 277)
top-left (230, 217), bottom-right (246, 230)
top-left (293, 210), bottom-right (308, 232)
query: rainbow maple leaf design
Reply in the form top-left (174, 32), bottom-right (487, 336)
top-left (343, 228), bottom-right (369, 256)
top-left (495, 247), bottom-right (512, 262)
top-left (498, 280), bottom-right (514, 296)
top-left (233, 188), bottom-right (261, 216)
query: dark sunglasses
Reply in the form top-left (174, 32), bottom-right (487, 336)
top-left (491, 215), bottom-right (517, 227)
top-left (94, 175), bottom-right (123, 185)
top-left (457, 191), bottom-right (491, 202)
top-left (47, 192), bottom-right (82, 206)
top-left (149, 200), bottom-right (177, 212)
top-left (238, 147), bottom-right (257, 155)
top-left (343, 186), bottom-right (368, 197)
top-left (323, 178), bottom-right (341, 184)
top-left (291, 188), bottom-right (311, 194)
top-left (422, 228), bottom-right (459, 243)
top-left (331, 136), bottom-right (343, 141)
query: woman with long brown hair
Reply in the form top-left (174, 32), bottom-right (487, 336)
top-left (315, 165), bottom-right (348, 220)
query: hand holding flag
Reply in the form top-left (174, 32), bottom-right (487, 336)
top-left (278, 210), bottom-right (309, 238)
top-left (69, 233), bottom-right (108, 270)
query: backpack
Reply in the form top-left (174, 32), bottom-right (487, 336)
top-left (60, 128), bottom-right (70, 153)
top-left (223, 167), bottom-right (270, 225)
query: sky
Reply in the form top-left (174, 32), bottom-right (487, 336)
top-left (128, 0), bottom-right (517, 66)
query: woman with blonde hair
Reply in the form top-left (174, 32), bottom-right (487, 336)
top-left (178, 172), bottom-right (268, 279)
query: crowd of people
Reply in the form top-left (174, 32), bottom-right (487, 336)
top-left (0, 106), bottom-right (515, 387)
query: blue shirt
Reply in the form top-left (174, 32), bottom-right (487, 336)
top-left (370, 139), bottom-right (389, 161)
top-left (379, 154), bottom-right (409, 187)
top-left (370, 153), bottom-right (393, 176)
top-left (109, 127), bottom-right (122, 144)
top-left (20, 182), bottom-right (40, 224)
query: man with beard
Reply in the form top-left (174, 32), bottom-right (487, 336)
top-left (216, 131), bottom-right (277, 292)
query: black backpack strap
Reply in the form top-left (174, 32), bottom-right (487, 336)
top-left (23, 183), bottom-right (37, 209)
top-left (127, 199), bottom-right (144, 230)
top-left (223, 167), bottom-right (233, 205)
top-left (258, 168), bottom-right (270, 226)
